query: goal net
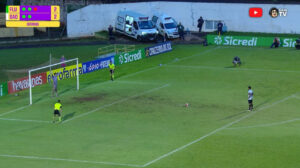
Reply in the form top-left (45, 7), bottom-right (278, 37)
top-left (28, 58), bottom-right (79, 105)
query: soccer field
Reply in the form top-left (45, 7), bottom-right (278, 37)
top-left (0, 45), bottom-right (300, 168)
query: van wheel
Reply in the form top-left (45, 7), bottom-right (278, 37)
top-left (137, 36), bottom-right (142, 41)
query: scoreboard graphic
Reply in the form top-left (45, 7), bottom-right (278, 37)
top-left (6, 5), bottom-right (60, 27)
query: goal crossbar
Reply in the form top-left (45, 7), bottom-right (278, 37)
top-left (28, 58), bottom-right (79, 105)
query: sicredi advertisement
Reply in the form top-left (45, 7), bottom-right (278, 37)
top-left (145, 41), bottom-right (172, 57)
top-left (82, 56), bottom-right (114, 74)
top-left (115, 49), bottom-right (145, 65)
top-left (207, 35), bottom-right (297, 47)
top-left (47, 64), bottom-right (83, 82)
top-left (0, 82), bottom-right (8, 96)
top-left (8, 72), bottom-right (47, 94)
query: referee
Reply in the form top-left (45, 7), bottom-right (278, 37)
top-left (53, 100), bottom-right (62, 123)
top-left (109, 60), bottom-right (115, 81)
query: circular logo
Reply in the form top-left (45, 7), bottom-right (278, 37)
top-left (269, 7), bottom-right (279, 18)
top-left (214, 36), bottom-right (222, 45)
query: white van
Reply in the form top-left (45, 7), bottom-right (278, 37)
top-left (151, 14), bottom-right (179, 39)
top-left (115, 11), bottom-right (158, 41)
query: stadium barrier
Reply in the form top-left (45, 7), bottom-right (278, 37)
top-left (0, 82), bottom-right (8, 97)
top-left (114, 48), bottom-right (145, 66)
top-left (82, 56), bottom-right (114, 74)
top-left (207, 35), bottom-right (297, 48)
top-left (46, 64), bottom-right (83, 82)
top-left (7, 72), bottom-right (47, 94)
top-left (145, 41), bottom-right (172, 57)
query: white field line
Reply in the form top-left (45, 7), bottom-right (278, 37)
top-left (62, 84), bottom-right (170, 124)
top-left (226, 118), bottom-right (300, 130)
top-left (142, 94), bottom-right (294, 167)
top-left (166, 65), bottom-right (300, 74)
top-left (293, 95), bottom-right (300, 100)
top-left (0, 154), bottom-right (142, 167)
top-left (0, 117), bottom-right (51, 124)
top-left (0, 105), bottom-right (29, 117)
top-left (114, 80), bottom-right (161, 85)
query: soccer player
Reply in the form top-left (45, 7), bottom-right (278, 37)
top-left (248, 86), bottom-right (254, 111)
top-left (109, 60), bottom-right (115, 81)
top-left (232, 56), bottom-right (241, 66)
top-left (53, 100), bottom-right (62, 123)
top-left (52, 73), bottom-right (58, 97)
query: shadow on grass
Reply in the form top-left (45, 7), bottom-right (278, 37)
top-left (59, 88), bottom-right (71, 96)
top-left (219, 98), bottom-right (272, 121)
top-left (33, 92), bottom-right (51, 104)
top-left (63, 112), bottom-right (76, 121)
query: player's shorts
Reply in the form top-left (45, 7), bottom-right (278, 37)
top-left (233, 60), bottom-right (241, 64)
top-left (54, 110), bottom-right (61, 116)
top-left (110, 69), bottom-right (114, 74)
top-left (53, 85), bottom-right (57, 92)
top-left (248, 99), bottom-right (253, 104)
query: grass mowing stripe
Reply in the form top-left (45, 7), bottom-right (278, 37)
top-left (226, 118), bottom-right (300, 130)
top-left (62, 84), bottom-right (170, 124)
top-left (166, 65), bottom-right (300, 73)
top-left (0, 154), bottom-right (142, 167)
top-left (142, 94), bottom-right (295, 167)
top-left (0, 105), bottom-right (30, 117)
top-left (0, 117), bottom-right (51, 123)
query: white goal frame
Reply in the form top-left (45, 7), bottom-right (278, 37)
top-left (28, 58), bottom-right (79, 105)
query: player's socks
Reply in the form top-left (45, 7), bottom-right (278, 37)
top-left (58, 117), bottom-right (62, 122)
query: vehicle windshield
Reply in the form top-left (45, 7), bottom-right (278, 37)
top-left (138, 21), bottom-right (155, 29)
top-left (164, 22), bottom-right (177, 29)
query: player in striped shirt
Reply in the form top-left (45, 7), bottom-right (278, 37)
top-left (248, 86), bottom-right (254, 111)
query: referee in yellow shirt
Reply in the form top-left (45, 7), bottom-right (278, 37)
top-left (109, 60), bottom-right (115, 81)
top-left (53, 100), bottom-right (62, 123)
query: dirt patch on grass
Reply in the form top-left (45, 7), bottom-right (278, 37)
top-left (72, 93), bottom-right (107, 103)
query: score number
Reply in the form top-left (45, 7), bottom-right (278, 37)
top-left (51, 6), bottom-right (60, 21)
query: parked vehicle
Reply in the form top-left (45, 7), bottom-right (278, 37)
top-left (115, 11), bottom-right (158, 41)
top-left (151, 13), bottom-right (179, 40)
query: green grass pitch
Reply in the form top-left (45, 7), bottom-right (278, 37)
top-left (0, 44), bottom-right (300, 168)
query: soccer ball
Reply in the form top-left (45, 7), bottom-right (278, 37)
top-left (185, 103), bottom-right (189, 107)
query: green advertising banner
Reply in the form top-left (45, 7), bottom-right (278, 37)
top-left (0, 82), bottom-right (8, 97)
top-left (114, 49), bottom-right (145, 65)
top-left (207, 35), bottom-right (297, 48)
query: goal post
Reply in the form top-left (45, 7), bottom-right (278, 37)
top-left (28, 58), bottom-right (79, 105)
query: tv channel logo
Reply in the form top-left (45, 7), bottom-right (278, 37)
top-left (269, 7), bottom-right (288, 18)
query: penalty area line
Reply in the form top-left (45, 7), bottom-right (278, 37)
top-left (226, 118), bottom-right (300, 130)
top-left (0, 105), bottom-right (30, 117)
top-left (62, 84), bottom-right (170, 124)
top-left (141, 94), bottom-right (294, 167)
top-left (0, 154), bottom-right (142, 167)
top-left (0, 117), bottom-right (51, 124)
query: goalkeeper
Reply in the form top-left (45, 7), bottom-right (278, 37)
top-left (109, 60), bottom-right (115, 81)
top-left (53, 100), bottom-right (62, 123)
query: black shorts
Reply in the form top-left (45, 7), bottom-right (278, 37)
top-left (110, 69), bottom-right (114, 74)
top-left (54, 110), bottom-right (61, 116)
top-left (248, 100), bottom-right (253, 104)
